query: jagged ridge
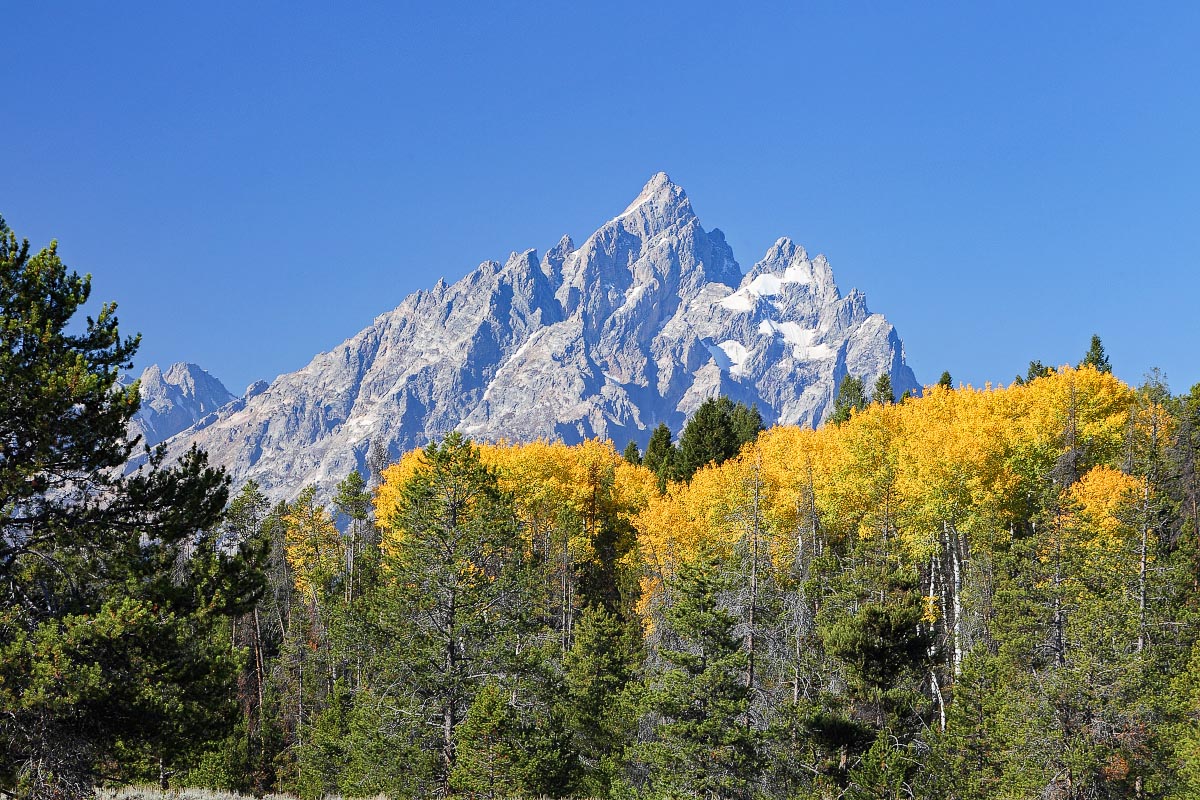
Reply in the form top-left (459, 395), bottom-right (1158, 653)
top-left (143, 174), bottom-right (919, 501)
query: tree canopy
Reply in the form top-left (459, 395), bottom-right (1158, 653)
top-left (0, 217), bottom-right (261, 797)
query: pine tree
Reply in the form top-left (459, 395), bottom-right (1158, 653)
top-left (1080, 333), bottom-right (1112, 373)
top-left (830, 375), bottom-right (868, 424)
top-left (375, 433), bottom-right (525, 793)
top-left (563, 605), bottom-right (641, 795)
top-left (643, 422), bottom-right (678, 492)
top-left (872, 373), bottom-right (895, 405)
top-left (815, 535), bottom-right (931, 789)
top-left (642, 549), bottom-right (760, 799)
top-left (937, 370), bottom-right (953, 389)
top-left (622, 440), bottom-right (642, 465)
top-left (296, 679), bottom-right (351, 799)
top-left (1015, 359), bottom-right (1053, 384)
top-left (677, 397), bottom-right (740, 481)
top-left (0, 217), bottom-right (262, 796)
top-left (730, 401), bottom-right (765, 447)
top-left (449, 681), bottom-right (521, 800)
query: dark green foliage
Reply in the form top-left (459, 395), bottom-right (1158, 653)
top-left (374, 433), bottom-right (526, 792)
top-left (677, 397), bottom-right (766, 482)
top-left (643, 422), bottom-right (677, 492)
top-left (622, 440), bottom-right (642, 465)
top-left (1015, 359), bottom-right (1054, 384)
top-left (830, 374), bottom-right (868, 424)
top-left (563, 605), bottom-right (641, 795)
top-left (872, 373), bottom-right (895, 405)
top-left (677, 398), bottom-right (740, 481)
top-left (296, 680), bottom-right (351, 799)
top-left (450, 681), bottom-right (522, 800)
top-left (641, 549), bottom-right (761, 798)
top-left (845, 732), bottom-right (912, 800)
top-left (451, 679), bottom-right (578, 800)
top-left (1080, 333), bottom-right (1112, 373)
top-left (730, 401), bottom-right (765, 446)
top-left (937, 370), bottom-right (953, 388)
top-left (0, 219), bottom-right (262, 797)
top-left (808, 534), bottom-right (931, 793)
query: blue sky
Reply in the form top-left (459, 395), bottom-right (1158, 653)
top-left (6, 3), bottom-right (1199, 395)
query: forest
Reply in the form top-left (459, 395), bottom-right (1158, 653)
top-left (4, 218), bottom-right (1200, 800)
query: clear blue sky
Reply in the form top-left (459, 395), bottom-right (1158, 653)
top-left (6, 3), bottom-right (1199, 395)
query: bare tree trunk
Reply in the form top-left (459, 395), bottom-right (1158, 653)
top-left (950, 522), bottom-right (965, 677)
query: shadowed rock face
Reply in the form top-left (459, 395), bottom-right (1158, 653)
top-left (128, 362), bottom-right (235, 446)
top-left (143, 173), bottom-right (919, 502)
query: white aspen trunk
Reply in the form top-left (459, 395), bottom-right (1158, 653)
top-left (951, 523), bottom-right (964, 677)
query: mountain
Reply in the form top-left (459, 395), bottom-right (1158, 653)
top-left (127, 362), bottom-right (236, 446)
top-left (144, 174), bottom-right (919, 501)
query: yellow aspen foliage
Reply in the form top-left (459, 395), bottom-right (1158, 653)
top-left (477, 438), bottom-right (655, 561)
top-left (1002, 365), bottom-right (1133, 473)
top-left (895, 383), bottom-right (1017, 554)
top-left (1060, 465), bottom-right (1144, 548)
top-left (374, 437), bottom-right (657, 578)
top-left (369, 367), bottom-right (1147, 636)
top-left (373, 447), bottom-right (426, 556)
top-left (755, 423), bottom-right (839, 571)
top-left (625, 367), bottom-right (1142, 628)
top-left (284, 486), bottom-right (344, 602)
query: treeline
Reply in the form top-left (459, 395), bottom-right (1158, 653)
top-left (183, 364), bottom-right (1200, 799)
top-left (11, 217), bottom-right (1198, 800)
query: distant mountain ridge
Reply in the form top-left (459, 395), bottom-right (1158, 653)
top-left (142, 174), bottom-right (919, 501)
top-left (127, 362), bottom-right (236, 446)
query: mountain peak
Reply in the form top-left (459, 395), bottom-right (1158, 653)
top-left (130, 362), bottom-right (235, 447)
top-left (146, 178), bottom-right (918, 503)
top-left (618, 171), bottom-right (689, 219)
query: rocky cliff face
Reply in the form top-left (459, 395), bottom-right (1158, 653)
top-left (128, 362), bottom-right (235, 446)
top-left (145, 174), bottom-right (919, 501)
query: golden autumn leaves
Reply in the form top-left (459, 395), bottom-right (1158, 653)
top-left (285, 366), bottom-right (1148, 629)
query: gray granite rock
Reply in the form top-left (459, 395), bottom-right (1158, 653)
top-left (143, 174), bottom-right (919, 502)
top-left (128, 362), bottom-right (235, 446)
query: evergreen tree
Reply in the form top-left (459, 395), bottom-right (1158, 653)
top-left (830, 375), bottom-right (868, 424)
top-left (642, 549), bottom-right (760, 799)
top-left (814, 534), bottom-right (931, 791)
top-left (643, 422), bottom-right (678, 492)
top-left (375, 433), bottom-right (525, 793)
top-left (1080, 333), bottom-right (1112, 373)
top-left (937, 370), bottom-right (953, 389)
top-left (296, 679), bottom-right (351, 799)
top-left (332, 469), bottom-right (376, 643)
top-left (729, 401), bottom-right (765, 447)
top-left (872, 373), bottom-right (895, 405)
top-left (0, 218), bottom-right (262, 797)
top-left (1015, 359), bottom-right (1053, 384)
top-left (449, 681), bottom-right (521, 800)
top-left (677, 397), bottom-right (740, 481)
top-left (622, 440), bottom-right (642, 465)
top-left (563, 605), bottom-right (641, 795)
